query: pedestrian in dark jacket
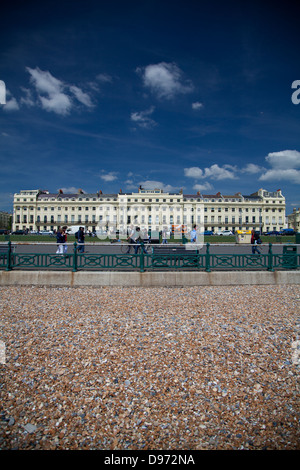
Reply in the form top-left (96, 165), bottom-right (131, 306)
top-left (56, 228), bottom-right (65, 254)
top-left (77, 227), bottom-right (85, 253)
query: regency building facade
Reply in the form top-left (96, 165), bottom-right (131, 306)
top-left (12, 187), bottom-right (286, 236)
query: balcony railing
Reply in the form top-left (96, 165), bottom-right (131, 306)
top-left (0, 242), bottom-right (299, 272)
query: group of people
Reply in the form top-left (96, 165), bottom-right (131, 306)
top-left (56, 225), bottom-right (263, 256)
top-left (56, 226), bottom-right (85, 254)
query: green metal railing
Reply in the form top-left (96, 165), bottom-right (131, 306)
top-left (0, 242), bottom-right (299, 272)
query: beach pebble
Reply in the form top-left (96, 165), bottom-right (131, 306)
top-left (0, 285), bottom-right (299, 450)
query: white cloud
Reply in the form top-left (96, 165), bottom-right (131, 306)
top-left (130, 106), bottom-right (157, 129)
top-left (40, 93), bottom-right (72, 115)
top-left (25, 67), bottom-right (94, 115)
top-left (184, 164), bottom-right (237, 181)
top-left (265, 150), bottom-right (300, 170)
top-left (69, 85), bottom-right (94, 108)
top-left (20, 87), bottom-right (35, 107)
top-left (26, 67), bottom-right (72, 115)
top-left (259, 150), bottom-right (300, 184)
top-left (96, 73), bottom-right (113, 83)
top-left (3, 97), bottom-right (19, 111)
top-left (184, 167), bottom-right (204, 178)
top-left (193, 182), bottom-right (213, 192)
top-left (192, 102), bottom-right (203, 110)
top-left (100, 171), bottom-right (118, 182)
top-left (27, 67), bottom-right (63, 95)
top-left (2, 89), bottom-right (19, 111)
top-left (58, 187), bottom-right (86, 194)
top-left (185, 151), bottom-right (300, 186)
top-left (137, 62), bottom-right (193, 99)
top-left (259, 168), bottom-right (300, 184)
top-left (241, 163), bottom-right (264, 174)
top-left (137, 180), bottom-right (178, 192)
top-left (205, 164), bottom-right (237, 180)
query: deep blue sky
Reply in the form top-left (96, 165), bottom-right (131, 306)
top-left (0, 0), bottom-right (299, 213)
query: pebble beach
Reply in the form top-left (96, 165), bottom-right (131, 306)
top-left (0, 284), bottom-right (299, 450)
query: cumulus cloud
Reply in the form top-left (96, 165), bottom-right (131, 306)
top-left (130, 106), bottom-right (157, 129)
top-left (184, 167), bottom-right (204, 179)
top-left (265, 150), bottom-right (300, 170)
top-left (100, 171), bottom-right (118, 182)
top-left (259, 150), bottom-right (300, 184)
top-left (260, 168), bottom-right (300, 184)
top-left (184, 164), bottom-right (237, 181)
top-left (184, 151), bottom-right (300, 187)
top-left (137, 62), bottom-right (193, 99)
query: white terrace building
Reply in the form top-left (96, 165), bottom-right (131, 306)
top-left (12, 187), bottom-right (285, 235)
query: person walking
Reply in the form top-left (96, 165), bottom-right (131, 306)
top-left (190, 224), bottom-right (198, 243)
top-left (62, 226), bottom-right (68, 254)
top-left (56, 227), bottom-right (65, 255)
top-left (251, 230), bottom-right (261, 254)
top-left (76, 227), bottom-right (85, 253)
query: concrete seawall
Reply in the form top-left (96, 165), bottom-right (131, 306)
top-left (0, 270), bottom-right (299, 287)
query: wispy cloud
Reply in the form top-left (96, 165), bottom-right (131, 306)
top-left (130, 106), bottom-right (157, 129)
top-left (69, 85), bottom-right (94, 108)
top-left (241, 163), bottom-right (265, 174)
top-left (26, 67), bottom-right (72, 115)
top-left (10, 67), bottom-right (97, 115)
top-left (137, 62), bottom-right (194, 99)
top-left (192, 101), bottom-right (204, 110)
top-left (2, 90), bottom-right (19, 111)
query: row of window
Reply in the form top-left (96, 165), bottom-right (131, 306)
top-left (15, 205), bottom-right (283, 213)
top-left (16, 214), bottom-right (283, 225)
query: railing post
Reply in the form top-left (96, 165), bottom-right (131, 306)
top-left (73, 242), bottom-right (78, 272)
top-left (267, 243), bottom-right (274, 271)
top-left (6, 241), bottom-right (12, 271)
top-left (205, 242), bottom-right (211, 272)
top-left (140, 242), bottom-right (145, 273)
